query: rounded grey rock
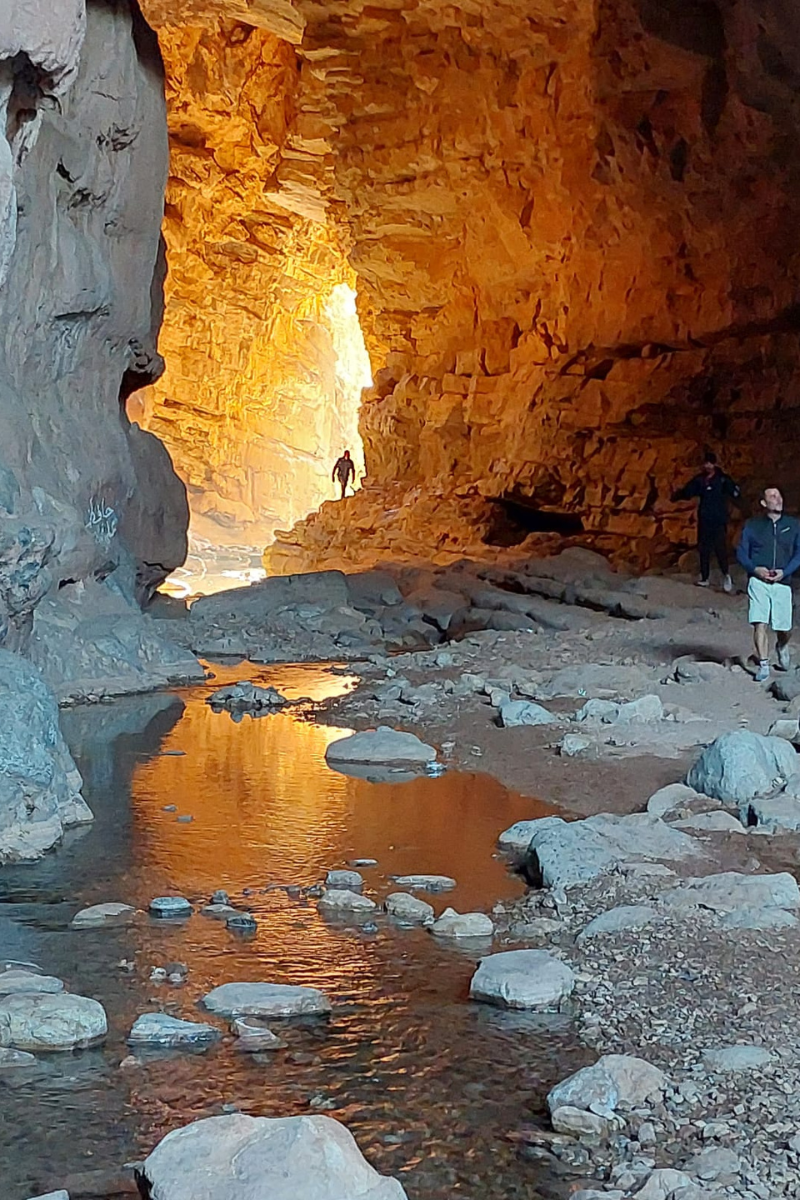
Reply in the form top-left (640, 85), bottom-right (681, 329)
top-left (0, 992), bottom-right (107, 1051)
top-left (149, 896), bottom-right (193, 919)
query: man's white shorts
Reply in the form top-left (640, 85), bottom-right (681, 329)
top-left (748, 577), bottom-right (793, 631)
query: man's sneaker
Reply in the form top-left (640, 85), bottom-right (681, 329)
top-left (723, 574), bottom-right (733, 593)
top-left (777, 644), bottom-right (792, 671)
top-left (755, 661), bottom-right (771, 683)
top-left (696, 578), bottom-right (710, 588)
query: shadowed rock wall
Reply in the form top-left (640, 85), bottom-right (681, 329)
top-left (0, 0), bottom-right (198, 695)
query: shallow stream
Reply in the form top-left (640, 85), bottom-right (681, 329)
top-left (0, 664), bottom-right (587, 1200)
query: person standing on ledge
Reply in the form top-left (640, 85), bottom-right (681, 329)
top-left (737, 487), bottom-right (800, 682)
top-left (671, 451), bottom-right (741, 591)
top-left (332, 449), bottom-right (355, 500)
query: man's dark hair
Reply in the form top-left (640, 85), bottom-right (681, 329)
top-left (703, 450), bottom-right (717, 465)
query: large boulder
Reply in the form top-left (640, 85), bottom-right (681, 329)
top-left (686, 731), bottom-right (799, 804)
top-left (525, 814), bottom-right (703, 889)
top-left (325, 727), bottom-right (436, 768)
top-left (0, 650), bottom-right (93, 863)
top-left (140, 1113), bottom-right (407, 1199)
top-left (469, 950), bottom-right (575, 1009)
top-left (0, 992), bottom-right (107, 1050)
top-left (547, 1054), bottom-right (667, 1115)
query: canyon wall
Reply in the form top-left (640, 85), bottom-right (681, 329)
top-left (252, 0), bottom-right (800, 572)
top-left (137, 17), bottom-right (369, 549)
top-left (0, 0), bottom-right (197, 696)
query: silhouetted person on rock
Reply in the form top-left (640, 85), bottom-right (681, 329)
top-left (672, 451), bottom-right (740, 592)
top-left (737, 486), bottom-right (800, 682)
top-left (333, 450), bottom-right (355, 499)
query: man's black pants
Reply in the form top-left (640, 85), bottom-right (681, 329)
top-left (698, 522), bottom-right (729, 580)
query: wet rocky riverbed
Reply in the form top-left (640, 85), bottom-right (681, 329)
top-left (0, 664), bottom-right (587, 1200)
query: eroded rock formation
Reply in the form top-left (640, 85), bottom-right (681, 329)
top-left (0, 0), bottom-right (199, 697)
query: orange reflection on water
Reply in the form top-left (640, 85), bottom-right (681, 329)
top-left (130, 666), bottom-right (552, 913)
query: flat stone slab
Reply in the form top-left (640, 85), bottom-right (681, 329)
top-left (149, 896), bottom-right (193, 919)
top-left (720, 906), bottom-right (799, 931)
top-left (201, 904), bottom-right (238, 920)
top-left (578, 905), bottom-right (659, 940)
top-left (741, 794), bottom-right (800, 832)
top-left (671, 811), bottom-right (747, 834)
top-left (202, 982), bottom-right (332, 1019)
top-left (128, 1014), bottom-right (221, 1049)
top-left (71, 902), bottom-right (136, 928)
top-left (469, 950), bottom-right (575, 1010)
top-left (702, 1045), bottom-right (773, 1073)
top-left (526, 813), bottom-right (703, 890)
top-left (0, 1047), bottom-right (37, 1069)
top-left (664, 871), bottom-right (800, 914)
top-left (318, 889), bottom-right (377, 913)
top-left (0, 993), bottom-right (107, 1051)
top-left (27, 1192), bottom-right (70, 1200)
top-left (430, 908), bottom-right (493, 939)
top-left (384, 893), bottom-right (434, 924)
top-left (142, 1113), bottom-right (408, 1200)
top-left (389, 874), bottom-right (456, 893)
top-left (325, 726), bottom-right (436, 767)
top-left (0, 971), bottom-right (64, 996)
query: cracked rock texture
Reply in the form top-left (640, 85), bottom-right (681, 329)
top-left (148, 0), bottom-right (800, 574)
top-left (0, 0), bottom-right (198, 691)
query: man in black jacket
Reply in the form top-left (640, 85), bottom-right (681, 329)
top-left (672, 451), bottom-right (741, 591)
top-left (332, 450), bottom-right (355, 499)
top-left (737, 487), bottom-right (800, 681)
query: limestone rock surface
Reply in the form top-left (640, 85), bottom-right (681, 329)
top-left (141, 1113), bottom-right (408, 1200)
top-left (0, 992), bottom-right (107, 1051)
top-left (0, 650), bottom-right (91, 863)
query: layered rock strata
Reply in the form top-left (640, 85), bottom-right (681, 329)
top-left (247, 0), bottom-right (800, 572)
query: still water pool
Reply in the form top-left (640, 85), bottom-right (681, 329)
top-left (0, 664), bottom-right (585, 1200)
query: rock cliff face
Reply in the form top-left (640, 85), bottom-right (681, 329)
top-left (135, 18), bottom-right (369, 547)
top-left (0, 0), bottom-right (198, 695)
top-left (150, 0), bottom-right (797, 574)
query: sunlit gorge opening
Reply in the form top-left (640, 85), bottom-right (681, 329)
top-left (137, 275), bottom-right (371, 598)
